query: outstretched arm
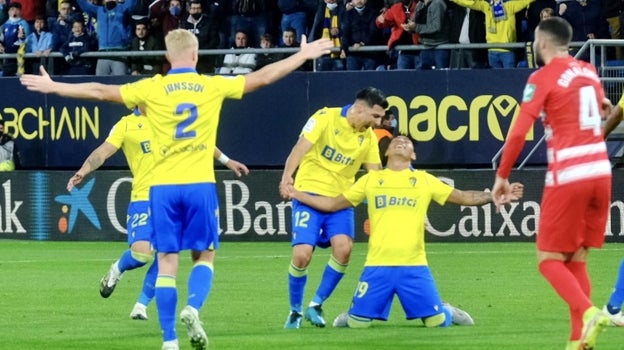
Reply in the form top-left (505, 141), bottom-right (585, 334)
top-left (20, 66), bottom-right (123, 103)
top-left (449, 182), bottom-right (524, 206)
top-left (244, 36), bottom-right (333, 94)
top-left (67, 142), bottom-right (118, 191)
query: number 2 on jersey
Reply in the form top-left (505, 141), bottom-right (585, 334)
top-left (578, 86), bottom-right (601, 136)
top-left (174, 103), bottom-right (198, 139)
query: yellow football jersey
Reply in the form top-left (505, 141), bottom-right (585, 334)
top-left (295, 106), bottom-right (380, 196)
top-left (343, 168), bottom-right (453, 266)
top-left (105, 114), bottom-right (153, 202)
top-left (119, 69), bottom-right (245, 185)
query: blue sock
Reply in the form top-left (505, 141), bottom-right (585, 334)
top-left (117, 249), bottom-right (148, 273)
top-left (187, 262), bottom-right (214, 310)
top-left (288, 262), bottom-right (307, 313)
top-left (138, 258), bottom-right (158, 306)
top-left (311, 256), bottom-right (347, 305)
top-left (440, 305), bottom-right (454, 327)
top-left (607, 258), bottom-right (624, 312)
top-left (155, 275), bottom-right (177, 342)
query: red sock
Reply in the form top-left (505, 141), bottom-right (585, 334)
top-left (538, 260), bottom-right (592, 314)
top-left (566, 261), bottom-right (592, 340)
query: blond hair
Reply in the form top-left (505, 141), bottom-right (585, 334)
top-left (165, 29), bottom-right (199, 59)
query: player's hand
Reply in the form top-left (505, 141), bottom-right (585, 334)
top-left (509, 182), bottom-right (524, 200)
top-left (225, 159), bottom-right (249, 177)
top-left (67, 173), bottom-right (84, 191)
top-left (491, 175), bottom-right (512, 213)
top-left (602, 97), bottom-right (613, 119)
top-left (20, 66), bottom-right (55, 93)
top-left (299, 35), bottom-right (334, 60)
top-left (279, 177), bottom-right (294, 199)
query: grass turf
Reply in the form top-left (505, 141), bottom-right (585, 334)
top-left (0, 240), bottom-right (622, 350)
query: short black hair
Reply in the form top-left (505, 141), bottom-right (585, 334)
top-left (537, 17), bottom-right (572, 47)
top-left (8, 2), bottom-right (22, 9)
top-left (355, 87), bottom-right (388, 109)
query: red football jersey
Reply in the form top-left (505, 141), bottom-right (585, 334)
top-left (498, 56), bottom-right (611, 186)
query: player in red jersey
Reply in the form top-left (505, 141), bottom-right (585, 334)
top-left (491, 17), bottom-right (612, 350)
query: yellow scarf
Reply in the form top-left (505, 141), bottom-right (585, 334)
top-left (321, 8), bottom-right (341, 58)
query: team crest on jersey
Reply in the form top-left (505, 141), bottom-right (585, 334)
top-left (378, 178), bottom-right (384, 186)
top-left (358, 136), bottom-right (364, 145)
top-left (523, 84), bottom-right (536, 102)
top-left (409, 177), bottom-right (417, 187)
top-left (302, 118), bottom-right (316, 133)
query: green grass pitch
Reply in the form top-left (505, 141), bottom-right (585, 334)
top-left (0, 240), bottom-right (622, 350)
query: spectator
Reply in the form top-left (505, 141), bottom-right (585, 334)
top-left (0, 0), bottom-right (8, 27)
top-left (12, 0), bottom-right (45, 26)
top-left (557, 0), bottom-right (610, 62)
top-left (0, 120), bottom-right (19, 171)
top-left (49, 0), bottom-right (81, 51)
top-left (280, 26), bottom-right (311, 70)
top-left (229, 0), bottom-right (272, 47)
top-left (129, 17), bottom-right (164, 75)
top-left (149, 0), bottom-right (186, 41)
top-left (217, 30), bottom-right (256, 73)
top-left (0, 2), bottom-right (31, 76)
top-left (60, 19), bottom-right (95, 75)
top-left (403, 0), bottom-right (450, 70)
top-left (277, 0), bottom-right (315, 45)
top-left (309, 0), bottom-right (346, 71)
top-left (77, 0), bottom-right (137, 75)
top-left (375, 0), bottom-right (420, 70)
top-left (341, 0), bottom-right (384, 70)
top-left (25, 15), bottom-right (53, 74)
top-left (448, 3), bottom-right (488, 69)
top-left (524, 0), bottom-right (556, 41)
top-left (181, 0), bottom-right (220, 74)
top-left (255, 32), bottom-right (280, 69)
top-left (373, 110), bottom-right (394, 166)
top-left (604, 0), bottom-right (624, 60)
top-left (451, 0), bottom-right (535, 68)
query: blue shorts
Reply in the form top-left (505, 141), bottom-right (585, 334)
top-left (291, 198), bottom-right (354, 248)
top-left (126, 200), bottom-right (153, 246)
top-left (149, 183), bottom-right (220, 253)
top-left (349, 266), bottom-right (444, 321)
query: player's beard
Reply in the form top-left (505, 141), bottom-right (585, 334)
top-left (535, 46), bottom-right (544, 66)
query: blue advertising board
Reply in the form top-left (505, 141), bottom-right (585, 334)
top-left (0, 70), bottom-right (542, 169)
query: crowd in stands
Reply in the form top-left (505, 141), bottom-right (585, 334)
top-left (0, 0), bottom-right (622, 76)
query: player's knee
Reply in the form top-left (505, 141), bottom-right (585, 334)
top-left (423, 311), bottom-right (450, 328)
top-left (347, 314), bottom-right (373, 328)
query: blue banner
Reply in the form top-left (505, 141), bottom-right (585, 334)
top-left (0, 70), bottom-right (542, 169)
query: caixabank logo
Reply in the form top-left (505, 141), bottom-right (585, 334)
top-left (51, 173), bottom-right (131, 241)
top-left (55, 178), bottom-right (101, 234)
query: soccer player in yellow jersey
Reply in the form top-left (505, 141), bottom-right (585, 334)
top-left (286, 136), bottom-right (524, 328)
top-left (66, 109), bottom-right (248, 321)
top-left (20, 29), bottom-right (332, 350)
top-left (278, 87), bottom-right (388, 328)
top-left (601, 93), bottom-right (624, 327)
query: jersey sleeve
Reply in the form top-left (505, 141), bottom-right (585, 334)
top-left (104, 117), bottom-right (127, 149)
top-left (119, 76), bottom-right (159, 110)
top-left (497, 72), bottom-right (544, 178)
top-left (424, 172), bottom-right (454, 205)
top-left (342, 172), bottom-right (368, 206)
top-left (300, 108), bottom-right (330, 144)
top-left (208, 75), bottom-right (245, 100)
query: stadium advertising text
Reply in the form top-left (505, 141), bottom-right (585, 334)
top-left (388, 94), bottom-right (534, 142)
top-left (0, 170), bottom-right (622, 243)
top-left (0, 105), bottom-right (100, 141)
